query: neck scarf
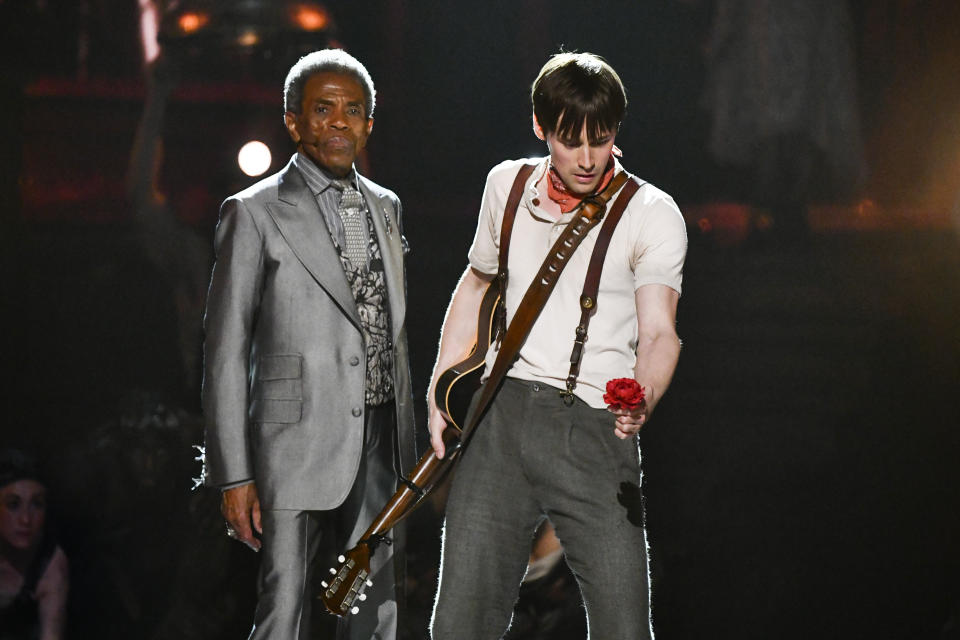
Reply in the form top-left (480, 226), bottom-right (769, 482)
top-left (546, 154), bottom-right (617, 213)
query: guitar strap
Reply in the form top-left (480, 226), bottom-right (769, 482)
top-left (459, 163), bottom-right (638, 442)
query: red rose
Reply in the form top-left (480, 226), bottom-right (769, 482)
top-left (603, 378), bottom-right (645, 410)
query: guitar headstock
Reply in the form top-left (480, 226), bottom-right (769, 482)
top-left (319, 544), bottom-right (373, 616)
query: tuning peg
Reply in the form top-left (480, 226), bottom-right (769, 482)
top-left (365, 579), bottom-right (373, 587)
top-left (329, 568), bottom-right (337, 575)
top-left (338, 554), bottom-right (346, 563)
top-left (350, 606), bottom-right (360, 615)
top-left (358, 593), bottom-right (367, 601)
top-left (321, 581), bottom-right (328, 588)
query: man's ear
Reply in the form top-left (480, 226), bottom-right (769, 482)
top-left (532, 113), bottom-right (545, 141)
top-left (366, 117), bottom-right (374, 136)
top-left (284, 112), bottom-right (301, 144)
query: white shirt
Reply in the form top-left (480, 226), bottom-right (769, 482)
top-left (467, 157), bottom-right (687, 408)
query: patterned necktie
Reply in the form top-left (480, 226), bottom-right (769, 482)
top-left (334, 179), bottom-right (368, 268)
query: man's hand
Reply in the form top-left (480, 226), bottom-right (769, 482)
top-left (221, 482), bottom-right (263, 551)
top-left (428, 406), bottom-right (450, 459)
top-left (609, 400), bottom-right (649, 440)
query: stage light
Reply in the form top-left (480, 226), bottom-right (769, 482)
top-left (159, 1), bottom-right (336, 59)
top-left (238, 141), bottom-right (272, 177)
top-left (178, 11), bottom-right (210, 34)
top-left (290, 4), bottom-right (329, 31)
top-left (157, 1), bottom-right (339, 81)
top-left (237, 30), bottom-right (260, 47)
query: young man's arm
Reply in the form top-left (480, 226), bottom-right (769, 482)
top-left (427, 266), bottom-right (495, 458)
top-left (610, 283), bottom-right (681, 439)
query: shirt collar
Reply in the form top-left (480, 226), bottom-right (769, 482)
top-left (523, 156), bottom-right (624, 222)
top-left (293, 152), bottom-right (358, 196)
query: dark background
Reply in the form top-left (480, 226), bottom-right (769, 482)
top-left (1, 1), bottom-right (959, 638)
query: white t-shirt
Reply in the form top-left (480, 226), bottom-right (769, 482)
top-left (467, 157), bottom-right (687, 408)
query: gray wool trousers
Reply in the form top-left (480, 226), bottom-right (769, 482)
top-left (431, 378), bottom-right (653, 640)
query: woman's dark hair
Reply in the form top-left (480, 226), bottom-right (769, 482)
top-left (531, 52), bottom-right (627, 142)
top-left (0, 448), bottom-right (56, 556)
top-left (0, 448), bottom-right (43, 490)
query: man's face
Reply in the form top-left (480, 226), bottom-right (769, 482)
top-left (284, 71), bottom-right (373, 177)
top-left (545, 122), bottom-right (616, 195)
top-left (0, 479), bottom-right (47, 551)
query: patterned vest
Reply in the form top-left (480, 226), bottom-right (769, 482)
top-left (333, 208), bottom-right (394, 406)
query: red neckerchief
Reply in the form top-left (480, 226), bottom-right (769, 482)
top-left (546, 154), bottom-right (617, 213)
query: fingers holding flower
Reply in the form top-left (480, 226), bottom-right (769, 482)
top-left (612, 405), bottom-right (647, 439)
top-left (604, 378), bottom-right (647, 439)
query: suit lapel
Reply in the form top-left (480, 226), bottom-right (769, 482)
top-left (360, 177), bottom-right (406, 338)
top-left (266, 159), bottom-right (361, 329)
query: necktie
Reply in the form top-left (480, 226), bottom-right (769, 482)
top-left (335, 179), bottom-right (368, 268)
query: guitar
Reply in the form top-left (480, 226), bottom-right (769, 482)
top-left (318, 282), bottom-right (500, 616)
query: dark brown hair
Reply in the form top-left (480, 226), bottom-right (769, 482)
top-left (531, 52), bottom-right (627, 142)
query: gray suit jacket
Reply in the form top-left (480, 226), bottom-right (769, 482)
top-left (202, 156), bottom-right (416, 511)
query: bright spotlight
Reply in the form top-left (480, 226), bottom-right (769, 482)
top-left (290, 5), bottom-right (330, 31)
top-left (178, 11), bottom-right (210, 34)
top-left (238, 141), bottom-right (272, 177)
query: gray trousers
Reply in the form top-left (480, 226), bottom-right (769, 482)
top-left (250, 402), bottom-right (402, 640)
top-left (431, 379), bottom-right (653, 640)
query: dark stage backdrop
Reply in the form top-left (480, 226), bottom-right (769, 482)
top-left (1, 1), bottom-right (959, 639)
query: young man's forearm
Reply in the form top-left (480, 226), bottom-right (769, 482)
top-left (427, 266), bottom-right (494, 456)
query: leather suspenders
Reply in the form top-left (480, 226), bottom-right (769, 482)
top-left (492, 162), bottom-right (536, 348)
top-left (563, 176), bottom-right (645, 402)
top-left (466, 162), bottom-right (644, 437)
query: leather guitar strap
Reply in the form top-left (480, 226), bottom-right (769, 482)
top-left (460, 167), bottom-right (630, 443)
top-left (562, 175), bottom-right (646, 401)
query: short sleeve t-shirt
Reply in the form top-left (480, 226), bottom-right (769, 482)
top-left (467, 157), bottom-right (687, 408)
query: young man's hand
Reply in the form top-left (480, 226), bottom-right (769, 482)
top-left (428, 406), bottom-right (451, 459)
top-left (609, 401), bottom-right (649, 439)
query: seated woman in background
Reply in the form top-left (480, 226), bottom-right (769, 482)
top-left (0, 449), bottom-right (68, 640)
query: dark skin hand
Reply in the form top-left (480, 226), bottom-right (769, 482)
top-left (221, 482), bottom-right (262, 551)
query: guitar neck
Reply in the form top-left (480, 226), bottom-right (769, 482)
top-left (360, 427), bottom-right (462, 542)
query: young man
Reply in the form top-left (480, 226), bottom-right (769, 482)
top-left (202, 49), bottom-right (416, 639)
top-left (427, 52), bottom-right (687, 639)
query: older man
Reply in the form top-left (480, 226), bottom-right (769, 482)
top-left (202, 49), bottom-right (415, 639)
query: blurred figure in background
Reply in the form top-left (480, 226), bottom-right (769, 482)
top-left (126, 51), bottom-right (212, 398)
top-left (700, 0), bottom-right (864, 244)
top-left (51, 391), bottom-right (255, 640)
top-left (0, 449), bottom-right (68, 640)
top-left (55, 392), bottom-right (194, 638)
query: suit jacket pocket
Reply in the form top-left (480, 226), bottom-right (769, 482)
top-left (258, 353), bottom-right (302, 381)
top-left (251, 398), bottom-right (302, 424)
top-left (251, 354), bottom-right (303, 424)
